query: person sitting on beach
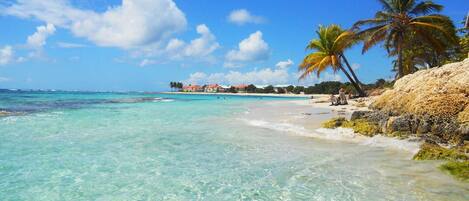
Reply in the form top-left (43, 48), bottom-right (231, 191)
top-left (330, 94), bottom-right (338, 106)
top-left (339, 88), bottom-right (348, 105)
top-left (348, 91), bottom-right (354, 100)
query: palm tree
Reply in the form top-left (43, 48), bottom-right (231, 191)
top-left (169, 82), bottom-right (175, 91)
top-left (352, 0), bottom-right (458, 78)
top-left (299, 24), bottom-right (366, 97)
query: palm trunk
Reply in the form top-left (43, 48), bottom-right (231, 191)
top-left (397, 39), bottom-right (404, 78)
top-left (338, 64), bottom-right (366, 97)
top-left (340, 53), bottom-right (365, 93)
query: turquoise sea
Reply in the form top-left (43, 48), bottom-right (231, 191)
top-left (0, 90), bottom-right (467, 201)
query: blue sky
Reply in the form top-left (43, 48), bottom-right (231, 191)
top-left (0, 0), bottom-right (467, 91)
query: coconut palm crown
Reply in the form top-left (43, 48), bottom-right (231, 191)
top-left (299, 24), bottom-right (366, 97)
top-left (352, 0), bottom-right (458, 78)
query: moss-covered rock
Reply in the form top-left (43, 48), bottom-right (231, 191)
top-left (342, 119), bottom-right (381, 137)
top-left (387, 131), bottom-right (411, 139)
top-left (439, 161), bottom-right (469, 182)
top-left (322, 118), bottom-right (381, 136)
top-left (413, 143), bottom-right (468, 160)
top-left (321, 117), bottom-right (347, 128)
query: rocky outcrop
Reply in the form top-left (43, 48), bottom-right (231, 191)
top-left (371, 58), bottom-right (469, 122)
top-left (350, 59), bottom-right (469, 146)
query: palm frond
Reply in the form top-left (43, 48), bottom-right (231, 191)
top-left (409, 1), bottom-right (443, 15)
top-left (409, 21), bottom-right (458, 43)
top-left (378, 0), bottom-right (395, 13)
top-left (362, 25), bottom-right (389, 53)
top-left (352, 18), bottom-right (388, 30)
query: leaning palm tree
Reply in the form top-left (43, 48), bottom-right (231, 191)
top-left (352, 0), bottom-right (458, 78)
top-left (299, 24), bottom-right (366, 97)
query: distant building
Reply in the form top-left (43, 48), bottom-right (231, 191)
top-left (234, 84), bottom-right (248, 93)
top-left (219, 85), bottom-right (230, 92)
top-left (183, 85), bottom-right (203, 92)
top-left (204, 84), bottom-right (221, 93)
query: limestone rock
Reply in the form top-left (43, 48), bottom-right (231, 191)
top-left (372, 58), bottom-right (469, 122)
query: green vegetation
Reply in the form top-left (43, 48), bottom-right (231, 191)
top-left (439, 161), bottom-right (469, 181)
top-left (169, 82), bottom-right (183, 91)
top-left (413, 143), bottom-right (468, 161)
top-left (246, 84), bottom-right (257, 93)
top-left (299, 25), bottom-right (366, 97)
top-left (352, 0), bottom-right (459, 78)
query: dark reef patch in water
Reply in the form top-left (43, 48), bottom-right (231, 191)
top-left (0, 96), bottom-right (173, 117)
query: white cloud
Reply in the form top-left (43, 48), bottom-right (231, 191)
top-left (27, 23), bottom-right (56, 48)
top-left (165, 24), bottom-right (219, 59)
top-left (139, 59), bottom-right (157, 67)
top-left (0, 46), bottom-right (14, 65)
top-left (185, 59), bottom-right (290, 85)
top-left (185, 68), bottom-right (289, 85)
top-left (225, 31), bottom-right (269, 67)
top-left (57, 42), bottom-right (87, 48)
top-left (186, 57), bottom-right (344, 86)
top-left (0, 77), bottom-right (11, 82)
top-left (275, 59), bottom-right (293, 69)
top-left (227, 9), bottom-right (264, 25)
top-left (4, 0), bottom-right (187, 49)
top-left (351, 63), bottom-right (360, 70)
top-left (185, 72), bottom-right (208, 84)
top-left (296, 72), bottom-right (343, 86)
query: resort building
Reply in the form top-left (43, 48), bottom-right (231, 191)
top-left (204, 84), bottom-right (221, 93)
top-left (182, 85), bottom-right (203, 92)
top-left (234, 84), bottom-right (248, 93)
top-left (219, 85), bottom-right (230, 92)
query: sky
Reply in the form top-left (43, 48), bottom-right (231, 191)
top-left (0, 0), bottom-right (467, 91)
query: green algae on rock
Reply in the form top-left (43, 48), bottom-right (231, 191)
top-left (413, 143), bottom-right (468, 161)
top-left (342, 119), bottom-right (380, 137)
top-left (322, 117), bottom-right (381, 136)
top-left (321, 117), bottom-right (347, 128)
top-left (439, 161), bottom-right (469, 182)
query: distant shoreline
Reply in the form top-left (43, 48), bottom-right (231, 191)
top-left (161, 91), bottom-right (328, 98)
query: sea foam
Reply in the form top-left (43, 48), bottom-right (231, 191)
top-left (243, 119), bottom-right (421, 154)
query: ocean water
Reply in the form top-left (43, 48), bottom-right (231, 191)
top-left (0, 91), bottom-right (467, 201)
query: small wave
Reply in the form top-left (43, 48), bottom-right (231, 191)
top-left (242, 119), bottom-right (421, 154)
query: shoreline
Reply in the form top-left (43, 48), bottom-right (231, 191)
top-left (161, 91), bottom-right (322, 98)
top-left (238, 96), bottom-right (422, 154)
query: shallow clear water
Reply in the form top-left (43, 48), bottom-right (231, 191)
top-left (0, 91), bottom-right (467, 200)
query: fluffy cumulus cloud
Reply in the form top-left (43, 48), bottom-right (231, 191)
top-left (185, 59), bottom-right (292, 85)
top-left (27, 23), bottom-right (56, 48)
top-left (164, 24), bottom-right (219, 59)
top-left (4, 0), bottom-right (187, 49)
top-left (0, 46), bottom-right (14, 65)
top-left (185, 58), bottom-right (343, 86)
top-left (225, 31), bottom-right (269, 67)
top-left (185, 68), bottom-right (290, 85)
top-left (227, 9), bottom-right (264, 25)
